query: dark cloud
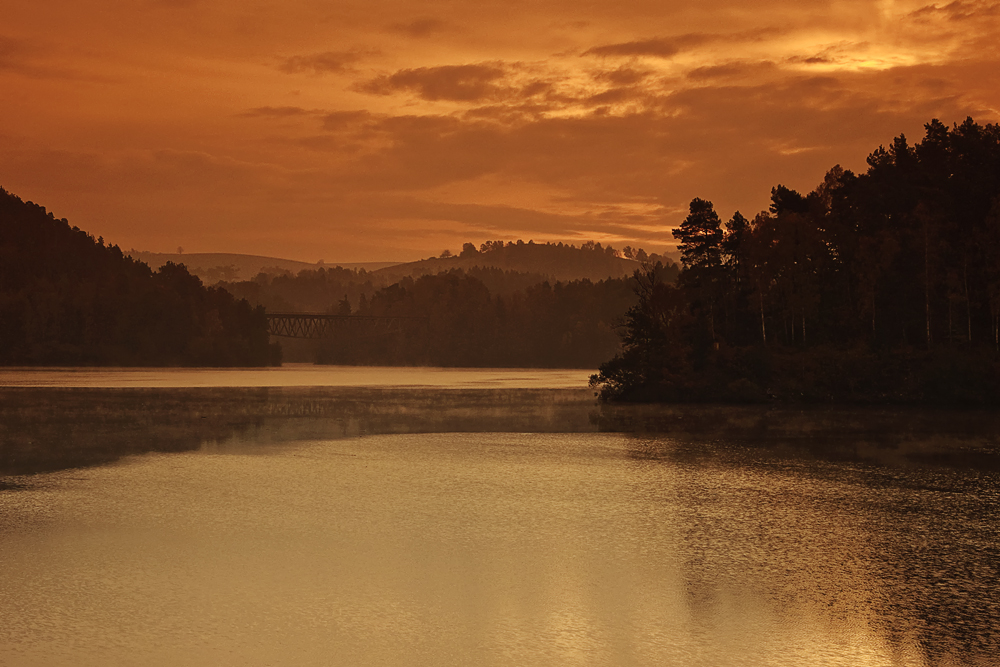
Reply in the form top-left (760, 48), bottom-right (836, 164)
top-left (279, 50), bottom-right (370, 75)
top-left (306, 64), bottom-right (992, 246)
top-left (321, 110), bottom-right (377, 131)
top-left (460, 102), bottom-right (556, 123)
top-left (687, 61), bottom-right (777, 80)
top-left (319, 192), bottom-right (679, 246)
top-left (593, 66), bottom-right (653, 86)
top-left (9, 59), bottom-right (990, 261)
top-left (919, 77), bottom-right (950, 90)
top-left (785, 41), bottom-right (868, 67)
top-left (8, 0), bottom-right (999, 262)
top-left (0, 35), bottom-right (19, 62)
top-left (356, 63), bottom-right (510, 102)
top-left (910, 1), bottom-right (1000, 21)
top-left (0, 35), bottom-right (37, 73)
top-left (583, 34), bottom-right (713, 58)
top-left (148, 0), bottom-right (200, 8)
top-left (389, 17), bottom-right (449, 37)
top-left (584, 27), bottom-right (785, 59)
top-left (240, 106), bottom-right (313, 117)
top-left (520, 80), bottom-right (554, 98)
top-left (365, 197), bottom-right (590, 233)
top-left (0, 34), bottom-right (92, 80)
top-left (584, 87), bottom-right (646, 106)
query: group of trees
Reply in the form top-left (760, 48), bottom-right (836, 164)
top-left (0, 188), bottom-right (278, 366)
top-left (219, 266), bottom-right (386, 314)
top-left (385, 237), bottom-right (668, 285)
top-left (216, 242), bottom-right (679, 367)
top-left (593, 117), bottom-right (1000, 404)
top-left (315, 269), bottom-right (645, 368)
top-left (0, 181), bottom-right (682, 368)
top-left (219, 240), bottom-right (673, 313)
top-left (459, 238), bottom-right (661, 263)
top-left (14, 114), bottom-right (997, 395)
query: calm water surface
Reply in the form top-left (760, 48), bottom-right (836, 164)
top-left (1, 368), bottom-right (998, 666)
top-left (0, 363), bottom-right (592, 388)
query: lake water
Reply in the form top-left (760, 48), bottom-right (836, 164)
top-left (1, 367), bottom-right (999, 666)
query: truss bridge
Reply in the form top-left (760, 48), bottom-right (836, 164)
top-left (266, 313), bottom-right (426, 339)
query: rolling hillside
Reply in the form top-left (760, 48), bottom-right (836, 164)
top-left (129, 252), bottom-right (398, 284)
top-left (372, 241), bottom-right (670, 284)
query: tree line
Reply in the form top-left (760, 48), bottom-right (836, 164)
top-left (315, 268), bottom-right (661, 368)
top-left (592, 117), bottom-right (1000, 404)
top-left (0, 188), bottom-right (278, 366)
top-left (216, 243), bottom-right (678, 368)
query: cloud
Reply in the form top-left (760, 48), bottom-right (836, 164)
top-left (593, 66), bottom-right (654, 85)
top-left (584, 86), bottom-right (648, 107)
top-left (354, 61), bottom-right (662, 111)
top-left (321, 110), bottom-right (377, 130)
top-left (389, 17), bottom-right (449, 37)
top-left (240, 106), bottom-right (313, 118)
top-left (148, 0), bottom-right (200, 8)
top-left (583, 34), bottom-right (714, 58)
top-left (279, 50), bottom-right (371, 75)
top-left (789, 56), bottom-right (833, 65)
top-left (9, 57), bottom-right (990, 261)
top-left (0, 34), bottom-right (96, 80)
top-left (460, 102), bottom-right (557, 123)
top-left (0, 34), bottom-right (41, 74)
top-left (5, 2), bottom-right (998, 262)
top-left (910, 1), bottom-right (1000, 22)
top-left (319, 193), bottom-right (677, 245)
top-left (356, 63), bottom-right (511, 102)
top-left (686, 61), bottom-right (778, 81)
top-left (583, 27), bottom-right (786, 59)
top-left (315, 63), bottom-right (993, 236)
top-left (784, 41), bottom-right (876, 69)
top-left (0, 35), bottom-right (18, 62)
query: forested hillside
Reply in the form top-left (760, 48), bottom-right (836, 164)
top-left (373, 239), bottom-right (671, 284)
top-left (0, 188), bottom-right (277, 366)
top-left (592, 117), bottom-right (1000, 404)
top-left (315, 269), bottom-right (645, 368)
top-left (222, 260), bottom-right (669, 368)
top-left (218, 240), bottom-right (677, 314)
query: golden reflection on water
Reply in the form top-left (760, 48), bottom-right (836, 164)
top-left (2, 427), bottom-right (997, 666)
top-left (0, 364), bottom-right (593, 389)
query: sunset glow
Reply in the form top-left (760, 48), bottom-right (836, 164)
top-left (3, 0), bottom-right (999, 261)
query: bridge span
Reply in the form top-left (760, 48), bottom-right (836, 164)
top-left (266, 313), bottom-right (426, 339)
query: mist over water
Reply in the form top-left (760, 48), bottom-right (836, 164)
top-left (1, 368), bottom-right (998, 666)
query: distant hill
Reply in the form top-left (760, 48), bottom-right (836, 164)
top-left (373, 241), bottom-right (673, 284)
top-left (131, 243), bottom-right (676, 287)
top-left (217, 240), bottom-right (679, 317)
top-left (129, 252), bottom-right (399, 284)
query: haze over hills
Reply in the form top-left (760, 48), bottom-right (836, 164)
top-left (128, 252), bottom-right (398, 284)
top-left (132, 242), bottom-right (676, 289)
top-left (372, 241), bottom-right (655, 284)
top-left (2, 184), bottom-right (655, 368)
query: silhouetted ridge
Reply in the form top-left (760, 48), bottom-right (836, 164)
top-left (371, 239), bottom-right (675, 284)
top-left (0, 188), bottom-right (277, 366)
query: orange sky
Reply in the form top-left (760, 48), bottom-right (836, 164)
top-left (3, 0), bottom-right (999, 262)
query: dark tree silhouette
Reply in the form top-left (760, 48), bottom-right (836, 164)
top-left (0, 188), bottom-right (277, 366)
top-left (593, 117), bottom-right (1000, 404)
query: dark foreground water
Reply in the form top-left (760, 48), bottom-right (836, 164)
top-left (1, 368), bottom-right (999, 666)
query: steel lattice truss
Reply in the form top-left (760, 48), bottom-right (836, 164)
top-left (266, 313), bottom-right (426, 339)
